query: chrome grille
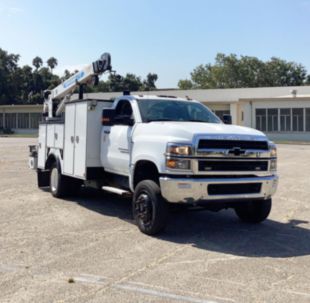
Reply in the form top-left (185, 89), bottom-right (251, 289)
top-left (198, 139), bottom-right (269, 150)
top-left (198, 160), bottom-right (268, 172)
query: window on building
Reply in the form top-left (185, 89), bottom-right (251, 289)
top-left (255, 109), bottom-right (267, 131)
top-left (256, 107), bottom-right (309, 132)
top-left (214, 110), bottom-right (230, 121)
top-left (280, 108), bottom-right (291, 132)
top-left (0, 113), bottom-right (3, 128)
top-left (306, 108), bottom-right (310, 132)
top-left (17, 113), bottom-right (29, 129)
top-left (292, 108), bottom-right (304, 132)
top-left (30, 113), bottom-right (41, 128)
top-left (267, 108), bottom-right (278, 132)
top-left (5, 113), bottom-right (17, 129)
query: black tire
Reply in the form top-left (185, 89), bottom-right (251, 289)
top-left (49, 162), bottom-right (69, 198)
top-left (133, 180), bottom-right (169, 235)
top-left (234, 198), bottom-right (272, 223)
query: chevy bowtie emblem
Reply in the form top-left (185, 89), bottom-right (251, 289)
top-left (228, 147), bottom-right (246, 156)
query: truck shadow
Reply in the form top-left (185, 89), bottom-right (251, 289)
top-left (68, 189), bottom-right (310, 259)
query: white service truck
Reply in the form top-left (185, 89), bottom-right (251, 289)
top-left (29, 54), bottom-right (279, 235)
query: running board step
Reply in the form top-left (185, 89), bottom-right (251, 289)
top-left (102, 186), bottom-right (132, 197)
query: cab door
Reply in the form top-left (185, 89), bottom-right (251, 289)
top-left (101, 100), bottom-right (134, 175)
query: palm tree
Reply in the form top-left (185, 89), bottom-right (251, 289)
top-left (32, 56), bottom-right (43, 70)
top-left (47, 57), bottom-right (58, 73)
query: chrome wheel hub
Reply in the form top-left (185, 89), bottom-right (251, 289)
top-left (51, 168), bottom-right (58, 192)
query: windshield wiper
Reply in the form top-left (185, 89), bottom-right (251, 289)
top-left (187, 119), bottom-right (208, 122)
top-left (146, 119), bottom-right (180, 122)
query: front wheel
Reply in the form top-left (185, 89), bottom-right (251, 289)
top-left (133, 180), bottom-right (169, 235)
top-left (234, 198), bottom-right (272, 223)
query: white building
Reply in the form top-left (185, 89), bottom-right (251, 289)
top-left (1, 86), bottom-right (310, 141)
top-left (0, 104), bottom-right (42, 134)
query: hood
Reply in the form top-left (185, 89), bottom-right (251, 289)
top-left (137, 122), bottom-right (267, 142)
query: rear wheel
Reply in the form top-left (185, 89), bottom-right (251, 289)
top-left (49, 163), bottom-right (71, 198)
top-left (234, 198), bottom-right (272, 223)
top-left (133, 180), bottom-right (169, 235)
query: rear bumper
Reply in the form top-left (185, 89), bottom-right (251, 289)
top-left (159, 175), bottom-right (278, 203)
top-left (28, 145), bottom-right (38, 170)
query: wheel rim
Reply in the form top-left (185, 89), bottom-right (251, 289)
top-left (135, 192), bottom-right (153, 227)
top-left (50, 167), bottom-right (58, 192)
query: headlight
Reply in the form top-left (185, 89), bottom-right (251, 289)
top-left (270, 159), bottom-right (277, 171)
top-left (269, 142), bottom-right (277, 158)
top-left (166, 159), bottom-right (191, 170)
top-left (167, 143), bottom-right (192, 156)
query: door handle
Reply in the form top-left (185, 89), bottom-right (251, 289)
top-left (76, 136), bottom-right (79, 143)
top-left (104, 130), bottom-right (110, 134)
top-left (70, 136), bottom-right (74, 143)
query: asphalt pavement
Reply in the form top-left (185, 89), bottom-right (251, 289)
top-left (0, 138), bottom-right (309, 303)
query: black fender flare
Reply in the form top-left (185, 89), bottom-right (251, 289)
top-left (45, 154), bottom-right (62, 173)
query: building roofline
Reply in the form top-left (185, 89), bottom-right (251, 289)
top-left (239, 96), bottom-right (310, 102)
top-left (0, 104), bottom-right (43, 108)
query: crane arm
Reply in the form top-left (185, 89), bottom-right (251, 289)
top-left (44, 53), bottom-right (112, 118)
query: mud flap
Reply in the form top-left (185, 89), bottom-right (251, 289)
top-left (37, 169), bottom-right (50, 187)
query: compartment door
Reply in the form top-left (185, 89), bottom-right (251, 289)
top-left (46, 124), bottom-right (55, 147)
top-left (54, 124), bottom-right (64, 149)
top-left (38, 124), bottom-right (47, 169)
top-left (73, 102), bottom-right (87, 178)
top-left (63, 103), bottom-right (76, 175)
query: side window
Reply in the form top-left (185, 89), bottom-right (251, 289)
top-left (114, 100), bottom-right (134, 125)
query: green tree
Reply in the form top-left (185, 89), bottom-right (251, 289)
top-left (47, 57), bottom-right (58, 73)
top-left (19, 65), bottom-right (34, 102)
top-left (32, 56), bottom-right (43, 70)
top-left (142, 73), bottom-right (158, 91)
top-left (27, 67), bottom-right (61, 103)
top-left (265, 57), bottom-right (306, 86)
top-left (107, 74), bottom-right (124, 92)
top-left (178, 79), bottom-right (194, 90)
top-left (93, 72), bottom-right (158, 93)
top-left (180, 53), bottom-right (309, 89)
top-left (96, 80), bottom-right (110, 92)
top-left (60, 69), bottom-right (72, 81)
top-left (0, 48), bottom-right (20, 104)
top-left (123, 73), bottom-right (142, 91)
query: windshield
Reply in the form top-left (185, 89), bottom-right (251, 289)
top-left (137, 99), bottom-right (221, 123)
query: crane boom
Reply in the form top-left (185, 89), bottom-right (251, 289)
top-left (44, 53), bottom-right (112, 118)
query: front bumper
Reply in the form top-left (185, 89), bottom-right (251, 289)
top-left (159, 175), bottom-right (278, 203)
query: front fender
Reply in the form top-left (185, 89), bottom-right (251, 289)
top-left (129, 154), bottom-right (162, 191)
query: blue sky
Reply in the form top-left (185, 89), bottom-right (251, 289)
top-left (1, 0), bottom-right (310, 88)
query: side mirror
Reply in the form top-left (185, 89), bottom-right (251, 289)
top-left (223, 114), bottom-right (232, 125)
top-left (114, 115), bottom-right (134, 126)
top-left (102, 109), bottom-right (115, 126)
